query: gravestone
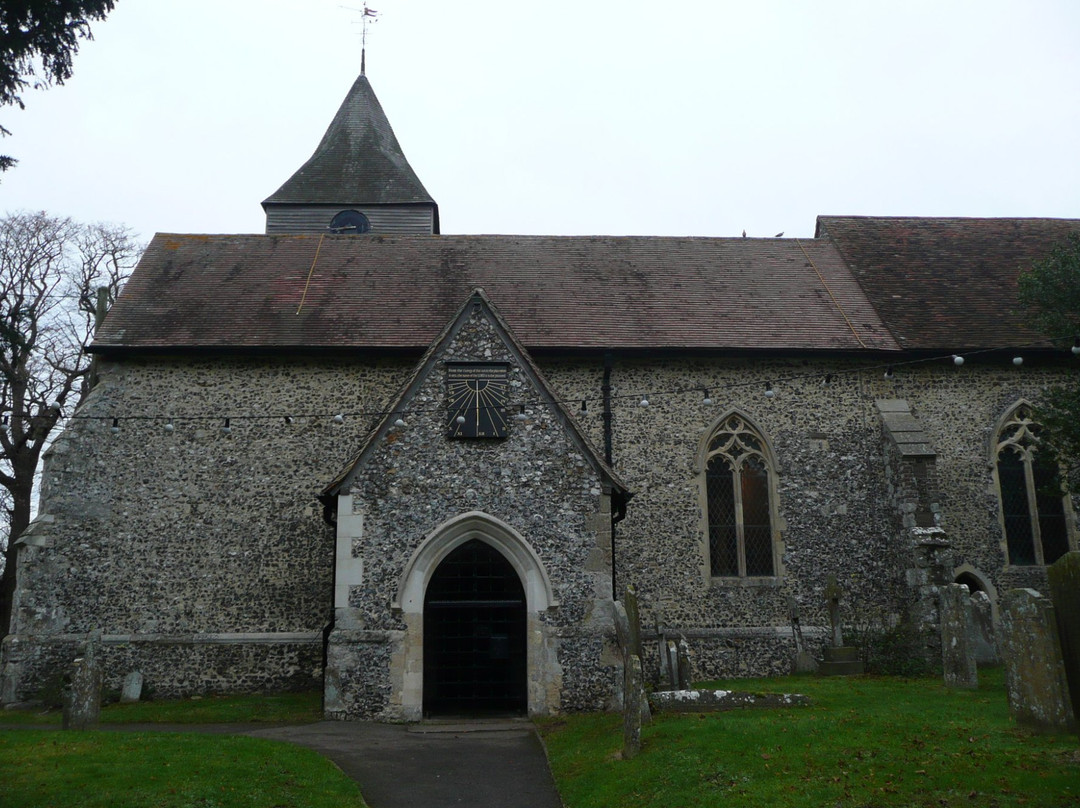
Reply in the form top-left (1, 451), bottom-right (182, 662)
top-left (613, 601), bottom-right (631, 654)
top-left (825, 575), bottom-right (844, 647)
top-left (664, 640), bottom-right (679, 689)
top-left (120, 671), bottom-right (144, 704)
top-left (62, 634), bottom-right (102, 730)
top-left (622, 585), bottom-right (643, 661)
top-left (789, 596), bottom-right (818, 673)
top-left (969, 591), bottom-right (999, 666)
top-left (940, 583), bottom-right (978, 689)
top-left (819, 576), bottom-right (864, 676)
top-left (1047, 551), bottom-right (1080, 729)
top-left (622, 654), bottom-right (644, 759)
top-left (677, 639), bottom-right (692, 690)
top-left (999, 588), bottom-right (1075, 734)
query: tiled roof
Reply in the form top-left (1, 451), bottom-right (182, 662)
top-left (818, 216), bottom-right (1080, 350)
top-left (93, 233), bottom-right (898, 353)
top-left (261, 74), bottom-right (435, 207)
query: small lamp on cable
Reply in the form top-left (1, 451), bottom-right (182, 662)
top-left (952, 355), bottom-right (964, 366)
top-left (639, 395), bottom-right (650, 407)
top-left (764, 382), bottom-right (775, 399)
top-left (1013, 356), bottom-right (1024, 367)
top-left (1072, 337), bottom-right (1080, 356)
top-left (701, 389), bottom-right (713, 406)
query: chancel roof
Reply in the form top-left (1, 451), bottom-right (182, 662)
top-left (817, 216), bottom-right (1080, 350)
top-left (94, 233), bottom-right (899, 353)
top-left (261, 74), bottom-right (435, 208)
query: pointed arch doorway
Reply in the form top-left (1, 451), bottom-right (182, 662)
top-left (423, 539), bottom-right (527, 716)
top-left (393, 511), bottom-right (560, 720)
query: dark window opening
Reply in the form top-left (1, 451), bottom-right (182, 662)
top-left (705, 414), bottom-right (776, 578)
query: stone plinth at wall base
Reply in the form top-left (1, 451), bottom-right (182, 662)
top-left (819, 646), bottom-right (865, 676)
top-left (649, 689), bottom-right (811, 713)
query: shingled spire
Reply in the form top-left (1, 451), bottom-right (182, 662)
top-left (262, 74), bottom-right (439, 235)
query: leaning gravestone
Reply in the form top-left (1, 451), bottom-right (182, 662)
top-left (120, 671), bottom-right (144, 704)
top-left (622, 654), bottom-right (644, 759)
top-left (664, 640), bottom-right (679, 689)
top-left (940, 583), bottom-right (978, 689)
top-left (1048, 551), bottom-right (1080, 734)
top-left (999, 588), bottom-right (1075, 734)
top-left (676, 639), bottom-right (692, 690)
top-left (789, 596), bottom-right (818, 674)
top-left (969, 591), bottom-right (999, 666)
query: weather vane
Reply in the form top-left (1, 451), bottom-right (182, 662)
top-left (342, 4), bottom-right (379, 75)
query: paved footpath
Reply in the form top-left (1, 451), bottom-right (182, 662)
top-left (249, 720), bottom-right (564, 808)
top-left (1, 719), bottom-right (565, 808)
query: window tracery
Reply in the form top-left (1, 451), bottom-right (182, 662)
top-left (704, 413), bottom-right (777, 577)
top-left (995, 403), bottom-right (1071, 566)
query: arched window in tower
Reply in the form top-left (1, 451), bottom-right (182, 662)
top-left (994, 403), bottom-right (1071, 566)
top-left (704, 412), bottom-right (777, 577)
top-left (329, 209), bottom-right (371, 234)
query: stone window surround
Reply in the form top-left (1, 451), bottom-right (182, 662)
top-left (695, 408), bottom-right (785, 587)
top-left (989, 400), bottom-right (1078, 568)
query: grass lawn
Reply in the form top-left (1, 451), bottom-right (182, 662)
top-left (0, 691), bottom-right (368, 807)
top-left (538, 668), bottom-right (1080, 808)
top-left (0, 689), bottom-right (323, 726)
top-left (0, 731), bottom-right (368, 808)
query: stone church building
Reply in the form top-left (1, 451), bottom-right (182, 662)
top-left (2, 72), bottom-right (1077, 719)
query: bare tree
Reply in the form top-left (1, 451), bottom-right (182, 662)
top-left (0, 210), bottom-right (140, 635)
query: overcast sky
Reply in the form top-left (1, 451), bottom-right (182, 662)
top-left (2, 0), bottom-right (1079, 244)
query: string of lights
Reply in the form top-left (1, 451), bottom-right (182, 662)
top-left (2, 336), bottom-right (1078, 429)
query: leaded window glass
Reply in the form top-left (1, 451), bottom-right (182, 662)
top-left (705, 414), bottom-right (776, 577)
top-left (995, 404), bottom-right (1070, 566)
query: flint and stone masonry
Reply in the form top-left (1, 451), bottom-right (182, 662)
top-left (4, 334), bottom-right (1076, 714)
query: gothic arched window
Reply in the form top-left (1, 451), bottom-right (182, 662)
top-left (995, 403), bottom-right (1071, 566)
top-left (704, 413), bottom-right (777, 577)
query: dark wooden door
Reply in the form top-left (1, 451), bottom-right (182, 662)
top-left (423, 539), bottom-right (527, 716)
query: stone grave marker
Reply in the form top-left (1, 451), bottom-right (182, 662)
top-left (62, 634), bottom-right (102, 730)
top-left (969, 591), bottom-right (999, 666)
top-left (819, 575), bottom-right (864, 675)
top-left (999, 588), bottom-right (1075, 734)
top-left (622, 654), bottom-right (644, 759)
top-left (676, 638), bottom-right (692, 690)
top-left (121, 671), bottom-right (144, 704)
top-left (665, 640), bottom-right (679, 689)
top-left (825, 575), bottom-right (844, 647)
top-left (940, 583), bottom-right (978, 689)
top-left (622, 585), bottom-right (643, 661)
top-left (1047, 551), bottom-right (1080, 729)
top-left (789, 596), bottom-right (818, 673)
